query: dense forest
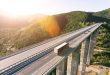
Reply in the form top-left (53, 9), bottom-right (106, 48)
top-left (0, 8), bottom-right (110, 66)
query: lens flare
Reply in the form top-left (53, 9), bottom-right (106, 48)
top-left (38, 16), bottom-right (61, 37)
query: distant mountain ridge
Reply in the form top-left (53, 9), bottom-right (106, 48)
top-left (94, 8), bottom-right (110, 19)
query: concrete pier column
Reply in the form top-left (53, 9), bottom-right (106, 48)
top-left (79, 37), bottom-right (90, 75)
top-left (56, 60), bottom-right (66, 75)
top-left (67, 46), bottom-right (80, 75)
top-left (86, 29), bottom-right (99, 65)
top-left (72, 50), bottom-right (80, 75)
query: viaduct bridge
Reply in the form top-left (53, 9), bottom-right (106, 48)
top-left (0, 23), bottom-right (105, 75)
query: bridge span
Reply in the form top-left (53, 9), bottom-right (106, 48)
top-left (0, 23), bottom-right (104, 75)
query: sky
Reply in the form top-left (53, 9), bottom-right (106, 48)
top-left (0, 0), bottom-right (110, 17)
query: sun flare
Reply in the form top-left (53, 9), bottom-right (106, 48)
top-left (38, 16), bottom-right (61, 37)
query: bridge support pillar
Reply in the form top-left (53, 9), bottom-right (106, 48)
top-left (67, 46), bottom-right (80, 75)
top-left (86, 29), bottom-right (99, 65)
top-left (56, 59), bottom-right (66, 75)
top-left (79, 37), bottom-right (90, 75)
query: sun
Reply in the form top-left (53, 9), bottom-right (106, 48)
top-left (0, 0), bottom-right (50, 17)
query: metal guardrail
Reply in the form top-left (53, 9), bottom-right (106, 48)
top-left (0, 23), bottom-right (103, 75)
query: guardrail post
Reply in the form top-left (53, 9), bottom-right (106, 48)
top-left (79, 37), bottom-right (90, 75)
top-left (67, 46), bottom-right (80, 75)
top-left (86, 29), bottom-right (99, 65)
top-left (56, 59), bottom-right (67, 75)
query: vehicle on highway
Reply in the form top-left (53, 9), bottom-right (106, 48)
top-left (54, 42), bottom-right (69, 55)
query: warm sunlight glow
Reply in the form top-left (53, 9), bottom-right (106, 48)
top-left (0, 0), bottom-right (52, 17)
top-left (38, 16), bottom-right (61, 37)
